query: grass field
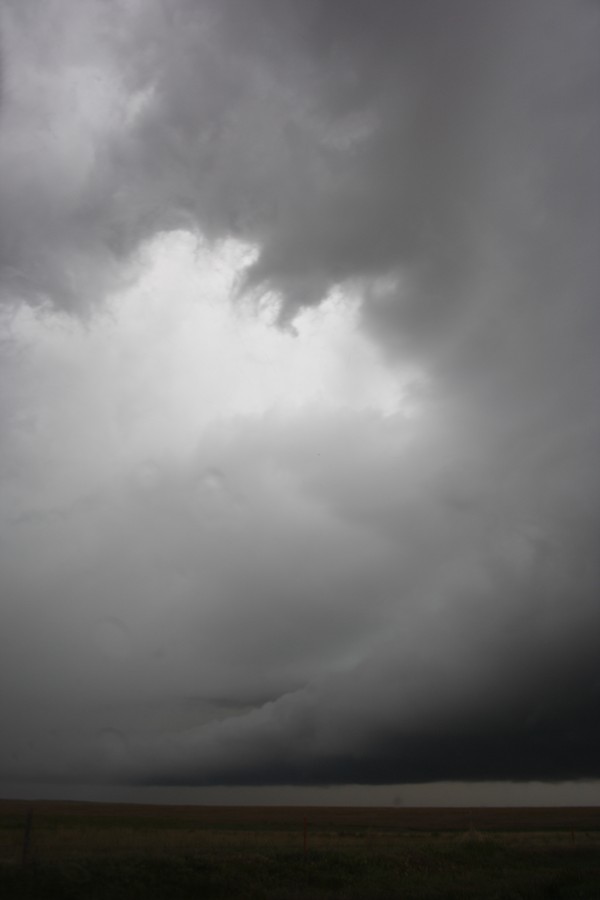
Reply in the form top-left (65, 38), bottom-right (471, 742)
top-left (1, 800), bottom-right (599, 898)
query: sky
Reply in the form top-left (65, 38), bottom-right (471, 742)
top-left (0, 0), bottom-right (599, 807)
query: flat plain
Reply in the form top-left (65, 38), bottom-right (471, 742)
top-left (1, 800), bottom-right (599, 898)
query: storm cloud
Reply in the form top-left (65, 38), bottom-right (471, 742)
top-left (0, 0), bottom-right (599, 796)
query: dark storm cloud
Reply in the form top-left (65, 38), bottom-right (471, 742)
top-left (136, 471), bottom-right (600, 786)
top-left (0, 1), bottom-right (503, 314)
top-left (0, 0), bottom-right (599, 792)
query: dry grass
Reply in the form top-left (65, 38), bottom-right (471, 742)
top-left (1, 801), bottom-right (599, 898)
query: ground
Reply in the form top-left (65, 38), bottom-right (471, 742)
top-left (1, 800), bottom-right (599, 898)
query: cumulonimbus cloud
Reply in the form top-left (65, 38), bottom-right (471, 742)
top-left (0, 0), bottom-right (599, 790)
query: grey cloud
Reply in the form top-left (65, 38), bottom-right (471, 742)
top-left (0, 0), bottom-right (599, 792)
top-left (1, 0), bottom-right (597, 342)
top-left (139, 464), bottom-right (600, 786)
top-left (2, 403), bottom-right (599, 786)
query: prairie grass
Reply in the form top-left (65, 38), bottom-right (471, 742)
top-left (1, 801), bottom-right (599, 898)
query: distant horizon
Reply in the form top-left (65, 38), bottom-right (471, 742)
top-left (2, 781), bottom-right (600, 809)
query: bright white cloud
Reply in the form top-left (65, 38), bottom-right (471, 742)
top-left (2, 230), bottom-right (421, 491)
